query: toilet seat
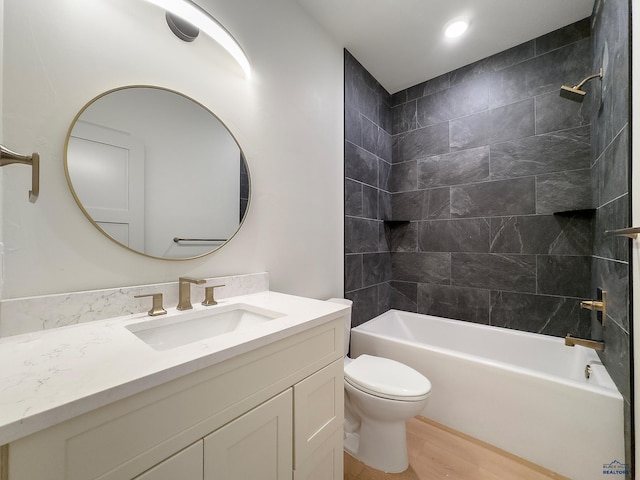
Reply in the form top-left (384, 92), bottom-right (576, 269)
top-left (344, 354), bottom-right (431, 401)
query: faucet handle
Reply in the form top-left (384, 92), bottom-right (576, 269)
top-left (134, 293), bottom-right (167, 316)
top-left (202, 284), bottom-right (226, 306)
top-left (179, 276), bottom-right (207, 285)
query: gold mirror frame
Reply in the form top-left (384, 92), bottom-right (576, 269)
top-left (64, 86), bottom-right (250, 261)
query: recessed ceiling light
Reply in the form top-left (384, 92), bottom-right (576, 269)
top-left (444, 19), bottom-right (469, 39)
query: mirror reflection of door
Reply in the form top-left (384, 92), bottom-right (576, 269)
top-left (67, 121), bottom-right (145, 251)
top-left (65, 87), bottom-right (247, 260)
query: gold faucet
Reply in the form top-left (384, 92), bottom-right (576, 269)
top-left (177, 277), bottom-right (206, 310)
top-left (580, 291), bottom-right (606, 322)
top-left (202, 284), bottom-right (226, 306)
top-left (564, 334), bottom-right (604, 352)
top-left (134, 293), bottom-right (167, 316)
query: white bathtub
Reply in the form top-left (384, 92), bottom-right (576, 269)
top-left (350, 310), bottom-right (625, 480)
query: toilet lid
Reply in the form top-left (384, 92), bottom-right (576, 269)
top-left (344, 354), bottom-right (431, 401)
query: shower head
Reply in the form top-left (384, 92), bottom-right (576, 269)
top-left (560, 85), bottom-right (588, 101)
top-left (560, 68), bottom-right (603, 102)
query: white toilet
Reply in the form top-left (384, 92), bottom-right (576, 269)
top-left (327, 299), bottom-right (432, 473)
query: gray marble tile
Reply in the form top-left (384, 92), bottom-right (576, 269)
top-left (489, 99), bottom-right (535, 144)
top-left (527, 38), bottom-right (592, 97)
top-left (418, 218), bottom-right (490, 253)
top-left (490, 126), bottom-right (591, 179)
top-left (536, 169), bottom-right (593, 214)
top-left (345, 141), bottom-right (379, 187)
top-left (346, 285), bottom-right (379, 327)
top-left (591, 0), bottom-right (629, 159)
top-left (391, 252), bottom-right (451, 284)
top-left (593, 256), bottom-right (630, 332)
top-left (362, 116), bottom-right (379, 155)
top-left (417, 284), bottom-right (490, 324)
top-left (450, 41), bottom-right (535, 86)
top-left (599, 126), bottom-right (629, 205)
top-left (379, 190), bottom-right (392, 222)
top-left (379, 158), bottom-right (392, 192)
top-left (392, 101), bottom-right (417, 135)
top-left (490, 291), bottom-right (590, 337)
top-left (590, 0), bottom-right (631, 421)
top-left (376, 282), bottom-right (393, 317)
top-left (451, 178), bottom-right (536, 218)
top-left (535, 17), bottom-right (591, 56)
top-left (490, 214), bottom-right (593, 255)
top-left (345, 107), bottom-right (362, 146)
top-left (418, 147), bottom-right (490, 188)
top-left (537, 255), bottom-right (592, 298)
top-left (450, 101), bottom-right (535, 151)
top-left (344, 52), bottom-right (379, 124)
top-left (419, 188), bottom-right (452, 220)
top-left (363, 252), bottom-right (392, 287)
top-left (345, 217), bottom-right (380, 254)
top-left (378, 221), bottom-right (391, 251)
top-left (488, 62), bottom-right (530, 110)
top-left (345, 179), bottom-right (362, 217)
top-left (392, 188), bottom-right (451, 221)
top-left (449, 111), bottom-right (490, 151)
top-left (489, 39), bottom-right (591, 109)
top-left (535, 90), bottom-right (590, 135)
top-left (600, 318), bottom-right (631, 403)
top-left (417, 75), bottom-right (490, 127)
top-left (393, 122), bottom-right (450, 162)
top-left (594, 194), bottom-right (629, 262)
top-left (391, 161), bottom-right (417, 192)
top-left (451, 253), bottom-right (537, 293)
top-left (377, 128), bottom-right (393, 163)
top-left (390, 281), bottom-right (418, 312)
top-left (395, 73), bottom-right (451, 105)
top-left (362, 184), bottom-right (378, 219)
top-left (391, 192), bottom-right (422, 221)
top-left (345, 254), bottom-right (363, 292)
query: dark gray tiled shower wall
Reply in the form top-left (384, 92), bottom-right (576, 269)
top-left (346, 18), bottom-right (596, 338)
top-left (344, 51), bottom-right (393, 327)
top-left (590, 0), bottom-right (631, 468)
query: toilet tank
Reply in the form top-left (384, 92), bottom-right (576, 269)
top-left (326, 298), bottom-right (352, 357)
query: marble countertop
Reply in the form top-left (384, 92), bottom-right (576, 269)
top-left (0, 291), bottom-right (348, 445)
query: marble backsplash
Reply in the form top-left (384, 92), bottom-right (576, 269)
top-left (0, 272), bottom-right (269, 338)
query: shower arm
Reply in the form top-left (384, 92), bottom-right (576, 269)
top-left (572, 68), bottom-right (603, 89)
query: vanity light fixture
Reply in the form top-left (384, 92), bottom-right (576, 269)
top-left (444, 19), bottom-right (470, 39)
top-left (141, 0), bottom-right (251, 78)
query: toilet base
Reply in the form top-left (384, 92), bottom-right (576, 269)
top-left (344, 419), bottom-right (409, 473)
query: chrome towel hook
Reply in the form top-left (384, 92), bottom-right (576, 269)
top-left (0, 144), bottom-right (40, 203)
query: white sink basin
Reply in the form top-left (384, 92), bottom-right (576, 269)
top-left (125, 304), bottom-right (284, 351)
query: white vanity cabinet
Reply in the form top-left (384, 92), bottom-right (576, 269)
top-left (135, 441), bottom-right (204, 480)
top-left (203, 389), bottom-right (293, 480)
top-left (4, 317), bottom-right (344, 480)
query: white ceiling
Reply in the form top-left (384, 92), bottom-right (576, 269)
top-left (295, 0), bottom-right (595, 93)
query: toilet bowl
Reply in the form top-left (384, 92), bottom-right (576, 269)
top-left (327, 298), bottom-right (432, 473)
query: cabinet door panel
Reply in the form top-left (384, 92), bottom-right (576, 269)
top-left (294, 428), bottom-right (342, 480)
top-left (204, 390), bottom-right (292, 480)
top-left (293, 359), bottom-right (343, 467)
top-left (135, 441), bottom-right (202, 480)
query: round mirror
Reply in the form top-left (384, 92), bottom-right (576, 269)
top-left (64, 86), bottom-right (250, 260)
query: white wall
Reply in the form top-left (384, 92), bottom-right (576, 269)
top-left (0, 0), bottom-right (4, 298)
top-left (1, 0), bottom-right (344, 299)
